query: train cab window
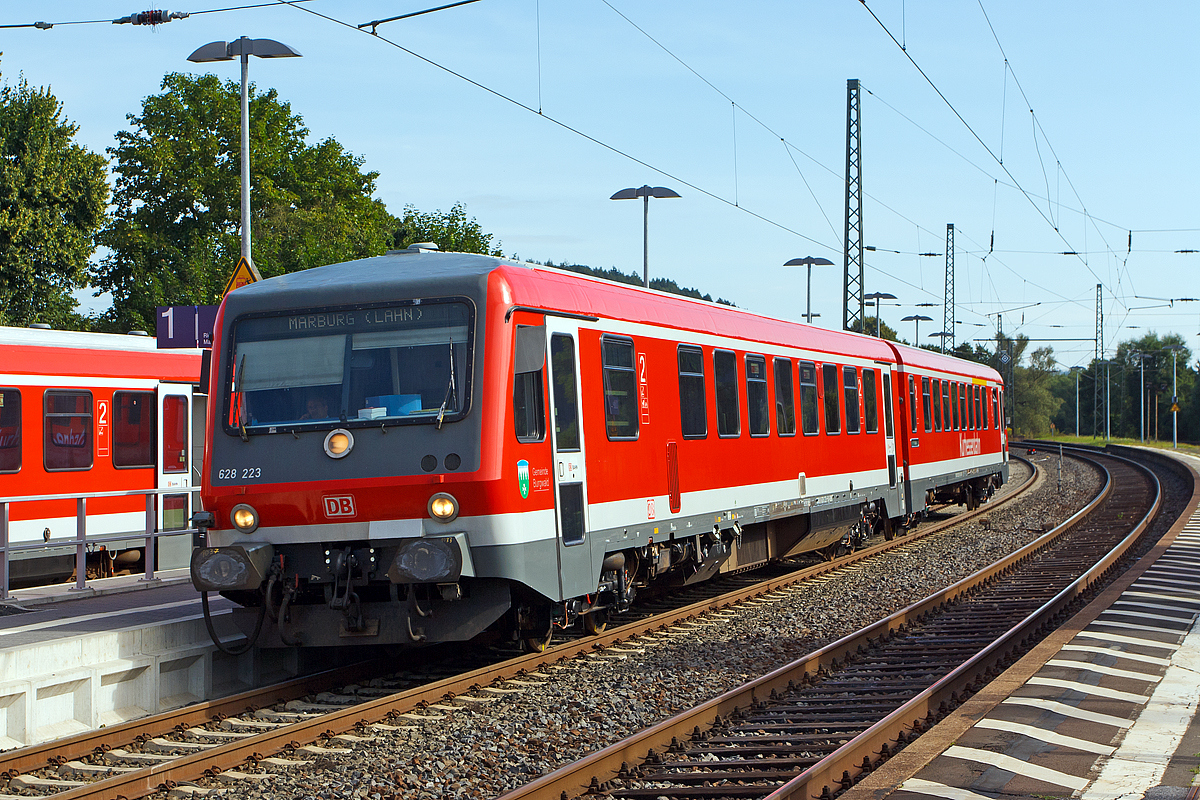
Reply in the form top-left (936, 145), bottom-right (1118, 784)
top-left (843, 366), bottom-right (859, 434)
top-left (551, 334), bottom-right (581, 449)
top-left (907, 375), bottom-right (917, 435)
top-left (823, 364), bottom-right (841, 435)
top-left (677, 346), bottom-right (707, 439)
top-left (862, 369), bottom-right (878, 433)
top-left (799, 361), bottom-right (819, 435)
top-left (45, 390), bottom-right (93, 471)
top-left (932, 379), bottom-right (942, 432)
top-left (746, 355), bottom-right (769, 436)
top-left (774, 358), bottom-right (796, 436)
top-left (921, 377), bottom-right (932, 432)
top-left (602, 336), bottom-right (638, 440)
top-left (112, 391), bottom-right (156, 468)
top-left (0, 388), bottom-right (20, 473)
top-left (714, 350), bottom-right (740, 437)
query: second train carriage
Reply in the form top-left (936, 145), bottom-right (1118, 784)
top-left (191, 247), bottom-right (1007, 649)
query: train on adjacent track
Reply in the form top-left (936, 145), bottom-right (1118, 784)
top-left (0, 326), bottom-right (204, 585)
top-left (191, 247), bottom-right (1008, 650)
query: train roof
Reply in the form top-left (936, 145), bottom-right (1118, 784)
top-left (221, 249), bottom-right (1001, 384)
top-left (0, 325), bottom-right (202, 382)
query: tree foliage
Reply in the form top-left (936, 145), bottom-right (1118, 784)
top-left (94, 72), bottom-right (396, 332)
top-left (394, 202), bottom-right (502, 256)
top-left (0, 74), bottom-right (108, 329)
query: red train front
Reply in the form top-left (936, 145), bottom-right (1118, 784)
top-left (192, 248), bottom-right (1007, 649)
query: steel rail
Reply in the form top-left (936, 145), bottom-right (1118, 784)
top-left (3, 457), bottom-right (1036, 800)
top-left (501, 448), bottom-right (1156, 800)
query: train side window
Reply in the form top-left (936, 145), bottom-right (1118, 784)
top-left (45, 390), bottom-right (93, 472)
top-left (552, 334), bottom-right (581, 449)
top-left (959, 383), bottom-right (968, 431)
top-left (921, 377), bottom-right (932, 432)
top-left (677, 345), bottom-right (707, 439)
top-left (714, 349), bottom-right (740, 437)
top-left (932, 379), bottom-right (942, 432)
top-left (950, 382), bottom-right (959, 430)
top-left (823, 364), bottom-right (841, 435)
top-left (907, 375), bottom-right (917, 435)
top-left (843, 366), bottom-right (859, 434)
top-left (862, 369), bottom-right (878, 433)
top-left (980, 385), bottom-right (989, 429)
top-left (942, 380), bottom-right (952, 431)
top-left (882, 372), bottom-right (894, 437)
top-left (746, 355), bottom-right (769, 437)
top-left (112, 391), bottom-right (156, 468)
top-left (513, 325), bottom-right (546, 443)
top-left (973, 385), bottom-right (980, 430)
top-left (602, 336), bottom-right (638, 441)
top-left (774, 358), bottom-right (796, 436)
top-left (998, 389), bottom-right (1005, 429)
top-left (162, 395), bottom-right (189, 474)
top-left (0, 388), bottom-right (20, 473)
top-left (799, 361), bottom-right (819, 435)
top-left (992, 388), bottom-right (1000, 429)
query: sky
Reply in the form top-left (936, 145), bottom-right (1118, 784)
top-left (3, 0), bottom-right (1198, 369)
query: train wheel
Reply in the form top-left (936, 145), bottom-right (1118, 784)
top-left (880, 516), bottom-right (896, 541)
top-left (522, 627), bottom-right (553, 653)
top-left (583, 610), bottom-right (608, 636)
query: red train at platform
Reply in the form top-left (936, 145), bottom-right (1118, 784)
top-left (0, 326), bottom-right (204, 584)
top-left (191, 247), bottom-right (1008, 650)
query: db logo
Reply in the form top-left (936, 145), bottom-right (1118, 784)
top-left (323, 495), bottom-right (357, 518)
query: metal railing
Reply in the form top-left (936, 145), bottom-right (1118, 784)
top-left (0, 487), bottom-right (198, 601)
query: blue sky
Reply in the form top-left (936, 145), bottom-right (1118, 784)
top-left (4, 1), bottom-right (1197, 367)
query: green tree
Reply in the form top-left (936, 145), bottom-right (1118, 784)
top-left (1112, 332), bottom-right (1194, 442)
top-left (393, 202), bottom-right (502, 256)
top-left (1013, 346), bottom-right (1063, 436)
top-left (0, 75), bottom-right (108, 329)
top-left (849, 316), bottom-right (900, 341)
top-left (94, 72), bottom-right (397, 332)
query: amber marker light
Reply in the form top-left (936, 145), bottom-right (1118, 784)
top-left (428, 492), bottom-right (459, 523)
top-left (323, 429), bottom-right (354, 459)
top-left (230, 503), bottom-right (259, 533)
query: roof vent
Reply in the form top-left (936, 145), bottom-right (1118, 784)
top-left (387, 242), bottom-right (440, 255)
top-left (28, 323), bottom-right (51, 329)
top-left (127, 330), bottom-right (149, 336)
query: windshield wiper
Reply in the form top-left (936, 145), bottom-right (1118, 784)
top-left (436, 339), bottom-right (457, 430)
top-left (234, 354), bottom-right (248, 441)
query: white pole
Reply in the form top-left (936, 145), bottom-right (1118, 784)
top-left (240, 38), bottom-right (252, 266)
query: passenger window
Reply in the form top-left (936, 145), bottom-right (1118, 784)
top-left (932, 379), bottom-right (942, 432)
top-left (823, 364), bottom-right (841, 434)
top-left (678, 346), bottom-right (707, 439)
top-left (843, 366), bottom-right (859, 434)
top-left (992, 388), bottom-right (1000, 429)
top-left (908, 375), bottom-right (917, 435)
top-left (959, 383), bottom-right (968, 431)
top-left (950, 382), bottom-right (959, 430)
top-left (513, 371), bottom-right (545, 443)
top-left (714, 350), bottom-right (740, 437)
top-left (113, 391), bottom-right (155, 468)
top-left (602, 336), bottom-right (638, 440)
top-left (552, 334), bottom-right (581, 448)
top-left (921, 377), bottom-right (932, 432)
top-left (942, 380), bottom-right (952, 431)
top-left (0, 388), bottom-right (20, 473)
top-left (774, 358), bottom-right (796, 436)
top-left (980, 385), bottom-right (989, 429)
top-left (45, 390), bottom-right (93, 471)
top-left (162, 395), bottom-right (189, 474)
top-left (882, 371), bottom-right (894, 438)
top-left (862, 369), bottom-right (878, 433)
top-left (799, 361), bottom-right (819, 435)
top-left (746, 355), bottom-right (769, 436)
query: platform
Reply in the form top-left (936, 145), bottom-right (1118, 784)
top-left (848, 447), bottom-right (1200, 800)
top-left (0, 569), bottom-right (310, 749)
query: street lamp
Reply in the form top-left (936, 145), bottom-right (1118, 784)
top-left (784, 256), bottom-right (835, 324)
top-left (1070, 366), bottom-right (1085, 437)
top-left (1164, 344), bottom-right (1184, 448)
top-left (611, 185), bottom-right (680, 287)
top-left (901, 314), bottom-right (933, 344)
top-left (929, 331), bottom-right (953, 352)
top-left (1135, 352), bottom-right (1153, 442)
top-left (864, 291), bottom-right (897, 337)
top-left (188, 36), bottom-right (302, 271)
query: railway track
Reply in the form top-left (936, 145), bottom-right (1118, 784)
top-left (501, 445), bottom-right (1164, 800)
top-left (0, 456), bottom-right (1042, 800)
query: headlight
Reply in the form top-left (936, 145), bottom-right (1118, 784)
top-left (191, 544), bottom-right (273, 591)
top-left (230, 503), bottom-right (258, 533)
top-left (428, 492), bottom-right (459, 522)
top-left (388, 538), bottom-right (463, 584)
top-left (324, 429), bottom-right (354, 459)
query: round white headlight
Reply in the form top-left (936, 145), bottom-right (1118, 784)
top-left (428, 492), bottom-right (459, 523)
top-left (324, 429), bottom-right (354, 459)
top-left (230, 503), bottom-right (259, 533)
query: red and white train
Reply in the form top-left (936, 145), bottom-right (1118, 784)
top-left (0, 326), bottom-right (204, 585)
top-left (191, 248), bottom-right (1008, 649)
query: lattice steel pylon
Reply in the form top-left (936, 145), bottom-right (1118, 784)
top-left (1094, 283), bottom-right (1103, 438)
top-left (943, 224), bottom-right (955, 353)
top-left (843, 78), bottom-right (864, 332)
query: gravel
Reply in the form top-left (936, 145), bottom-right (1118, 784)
top-left (184, 454), bottom-right (1112, 800)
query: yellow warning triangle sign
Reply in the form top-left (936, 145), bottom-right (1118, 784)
top-left (222, 256), bottom-right (262, 298)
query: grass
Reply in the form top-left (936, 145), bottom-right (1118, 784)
top-left (1022, 432), bottom-right (1200, 458)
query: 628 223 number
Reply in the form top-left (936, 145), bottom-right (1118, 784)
top-left (217, 467), bottom-right (262, 480)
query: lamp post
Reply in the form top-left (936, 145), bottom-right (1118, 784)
top-left (864, 291), bottom-right (897, 337)
top-left (784, 257), bottom-right (835, 324)
top-left (1136, 352), bottom-right (1152, 442)
top-left (1164, 344), bottom-right (1184, 448)
top-left (188, 36), bottom-right (302, 271)
top-left (930, 331), bottom-right (953, 352)
top-left (901, 314), bottom-right (933, 345)
top-left (611, 185), bottom-right (680, 287)
top-left (1070, 365), bottom-right (1084, 436)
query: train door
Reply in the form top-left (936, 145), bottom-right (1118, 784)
top-left (156, 384), bottom-right (192, 534)
top-left (545, 322), bottom-right (593, 598)
top-left (883, 368), bottom-right (905, 515)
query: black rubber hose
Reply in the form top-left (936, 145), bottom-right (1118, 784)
top-left (201, 590), bottom-right (265, 655)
